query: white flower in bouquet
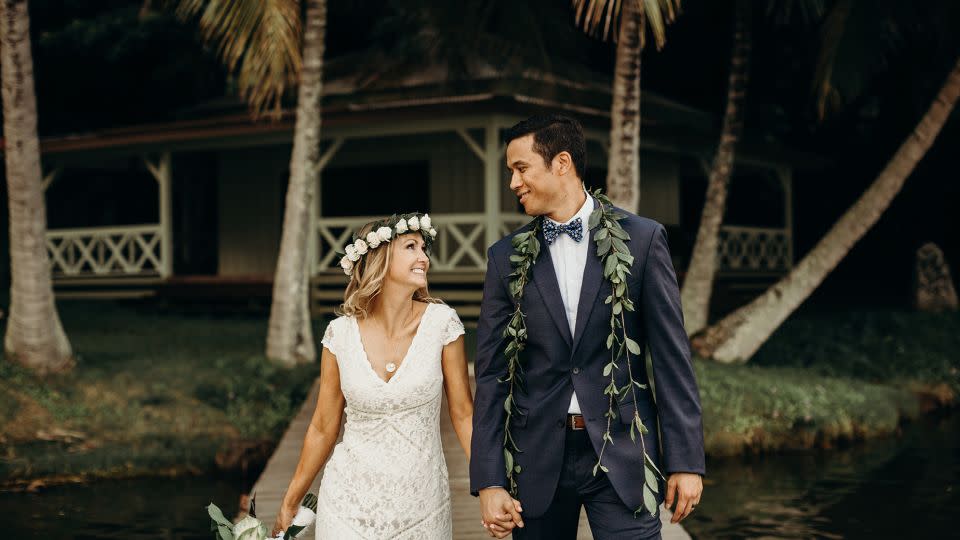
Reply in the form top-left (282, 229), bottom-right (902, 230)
top-left (233, 515), bottom-right (265, 538)
top-left (420, 214), bottom-right (432, 229)
top-left (408, 216), bottom-right (421, 231)
top-left (354, 239), bottom-right (368, 255)
top-left (376, 226), bottom-right (392, 242)
top-left (345, 244), bottom-right (360, 262)
top-left (395, 218), bottom-right (408, 234)
top-left (365, 231), bottom-right (381, 249)
top-left (339, 256), bottom-right (353, 275)
top-left (428, 227), bottom-right (437, 238)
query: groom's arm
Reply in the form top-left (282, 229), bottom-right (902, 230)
top-left (470, 246), bottom-right (513, 494)
top-left (638, 224), bottom-right (706, 476)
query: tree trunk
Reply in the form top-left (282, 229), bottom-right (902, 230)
top-left (605, 0), bottom-right (642, 212)
top-left (265, 0), bottom-right (325, 366)
top-left (680, 0), bottom-right (751, 335)
top-left (692, 57), bottom-right (960, 363)
top-left (1, 0), bottom-right (73, 374)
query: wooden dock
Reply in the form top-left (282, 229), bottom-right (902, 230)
top-left (248, 377), bottom-right (690, 539)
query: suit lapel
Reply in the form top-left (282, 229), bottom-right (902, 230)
top-left (530, 227), bottom-right (573, 348)
top-left (571, 201), bottom-right (603, 356)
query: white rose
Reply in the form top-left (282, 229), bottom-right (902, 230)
top-left (345, 244), bottom-right (360, 262)
top-left (420, 214), bottom-right (432, 229)
top-left (365, 231), bottom-right (381, 249)
top-left (395, 218), bottom-right (408, 234)
top-left (232, 516), bottom-right (263, 538)
top-left (339, 256), bottom-right (353, 275)
top-left (354, 239), bottom-right (368, 255)
top-left (429, 227), bottom-right (437, 238)
top-left (408, 216), bottom-right (421, 231)
top-left (291, 507), bottom-right (317, 528)
top-left (376, 226), bottom-right (392, 242)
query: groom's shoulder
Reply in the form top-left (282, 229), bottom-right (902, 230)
top-left (611, 207), bottom-right (663, 238)
top-left (489, 218), bottom-right (537, 257)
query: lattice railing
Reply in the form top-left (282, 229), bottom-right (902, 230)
top-left (315, 213), bottom-right (529, 273)
top-left (718, 225), bottom-right (792, 272)
top-left (47, 224), bottom-right (165, 277)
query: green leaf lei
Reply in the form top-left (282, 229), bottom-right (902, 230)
top-left (501, 188), bottom-right (665, 517)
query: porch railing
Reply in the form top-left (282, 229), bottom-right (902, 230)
top-left (46, 224), bottom-right (166, 278)
top-left (717, 225), bottom-right (792, 273)
top-left (315, 213), bottom-right (531, 273)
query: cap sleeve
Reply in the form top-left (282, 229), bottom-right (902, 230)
top-left (440, 306), bottom-right (465, 346)
top-left (321, 317), bottom-right (343, 357)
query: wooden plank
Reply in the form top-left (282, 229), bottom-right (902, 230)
top-left (248, 376), bottom-right (689, 539)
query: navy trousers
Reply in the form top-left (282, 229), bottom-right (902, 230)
top-left (512, 428), bottom-right (662, 540)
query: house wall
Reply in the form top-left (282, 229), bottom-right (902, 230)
top-left (216, 145), bottom-right (290, 277)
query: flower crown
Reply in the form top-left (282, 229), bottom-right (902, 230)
top-left (338, 212), bottom-right (437, 276)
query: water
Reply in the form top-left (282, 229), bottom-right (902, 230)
top-left (0, 475), bottom-right (244, 539)
top-left (683, 413), bottom-right (960, 539)
top-left (1, 414), bottom-right (957, 539)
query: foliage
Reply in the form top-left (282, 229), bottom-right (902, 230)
top-left (572, 0), bottom-right (680, 48)
top-left (0, 303), bottom-right (320, 482)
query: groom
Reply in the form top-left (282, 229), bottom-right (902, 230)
top-left (470, 114), bottom-right (704, 539)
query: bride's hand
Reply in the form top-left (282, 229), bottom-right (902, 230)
top-left (271, 503), bottom-right (297, 538)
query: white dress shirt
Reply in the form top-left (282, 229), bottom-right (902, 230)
top-left (544, 193), bottom-right (593, 415)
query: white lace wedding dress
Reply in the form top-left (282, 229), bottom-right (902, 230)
top-left (315, 302), bottom-right (464, 539)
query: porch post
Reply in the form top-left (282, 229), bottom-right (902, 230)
top-left (778, 166), bottom-right (794, 267)
top-left (483, 119), bottom-right (501, 249)
top-left (311, 138), bottom-right (345, 275)
top-left (145, 152), bottom-right (173, 279)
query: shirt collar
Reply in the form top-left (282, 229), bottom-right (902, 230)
top-left (545, 192), bottom-right (593, 228)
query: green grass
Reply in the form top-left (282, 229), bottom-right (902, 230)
top-left (0, 302), bottom-right (321, 483)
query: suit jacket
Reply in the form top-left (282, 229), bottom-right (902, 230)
top-left (469, 207), bottom-right (705, 518)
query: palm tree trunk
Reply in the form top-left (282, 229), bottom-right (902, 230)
top-left (680, 0), bottom-right (751, 335)
top-left (692, 57), bottom-right (960, 363)
top-left (605, 0), bottom-right (642, 212)
top-left (1, 0), bottom-right (73, 374)
top-left (265, 0), bottom-right (325, 366)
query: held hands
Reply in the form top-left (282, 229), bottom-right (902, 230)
top-left (478, 487), bottom-right (524, 539)
top-left (664, 472), bottom-right (702, 524)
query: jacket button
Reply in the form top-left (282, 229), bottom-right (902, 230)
top-left (557, 419), bottom-right (565, 429)
top-left (573, 367), bottom-right (580, 374)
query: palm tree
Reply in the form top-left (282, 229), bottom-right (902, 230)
top-left (693, 56), bottom-right (960, 362)
top-left (680, 0), bottom-right (752, 336)
top-left (1, 0), bottom-right (74, 373)
top-left (572, 0), bottom-right (681, 212)
top-left (176, 0), bottom-right (323, 366)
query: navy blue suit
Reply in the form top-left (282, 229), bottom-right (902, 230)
top-left (470, 207), bottom-right (705, 532)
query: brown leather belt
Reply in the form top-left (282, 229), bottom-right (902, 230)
top-left (567, 414), bottom-right (586, 430)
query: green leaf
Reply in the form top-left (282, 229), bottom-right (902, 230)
top-left (504, 449), bottom-right (514, 475)
top-left (592, 461), bottom-right (600, 476)
top-left (600, 464), bottom-right (609, 473)
top-left (636, 416), bottom-right (649, 435)
top-left (602, 363), bottom-right (613, 376)
top-left (207, 504), bottom-right (233, 528)
top-left (613, 302), bottom-right (622, 315)
top-left (625, 337), bottom-right (642, 355)
top-left (606, 333), bottom-right (614, 349)
top-left (604, 294), bottom-right (613, 304)
top-left (643, 484), bottom-right (658, 516)
top-left (645, 465), bottom-right (659, 493)
top-left (216, 524), bottom-right (234, 540)
top-left (630, 422), bottom-right (637, 442)
top-left (594, 227), bottom-right (609, 241)
top-left (610, 226), bottom-right (629, 240)
top-left (597, 237), bottom-right (612, 257)
top-left (633, 380), bottom-right (648, 390)
top-left (588, 209), bottom-right (602, 229)
top-left (504, 395), bottom-right (513, 414)
top-left (615, 282), bottom-right (626, 297)
top-left (604, 253), bottom-right (619, 277)
top-left (611, 238), bottom-right (629, 254)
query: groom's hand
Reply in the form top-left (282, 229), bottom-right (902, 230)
top-left (479, 487), bottom-right (523, 538)
top-left (665, 472), bottom-right (703, 523)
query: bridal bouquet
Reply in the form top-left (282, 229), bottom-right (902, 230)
top-left (207, 493), bottom-right (317, 540)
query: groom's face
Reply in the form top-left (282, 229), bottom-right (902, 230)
top-left (506, 134), bottom-right (562, 217)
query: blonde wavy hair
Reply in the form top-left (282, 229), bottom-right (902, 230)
top-left (338, 221), bottom-right (442, 319)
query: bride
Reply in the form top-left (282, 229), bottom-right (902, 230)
top-left (271, 213), bottom-right (474, 539)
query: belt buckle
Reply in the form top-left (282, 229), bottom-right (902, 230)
top-left (568, 414), bottom-right (585, 431)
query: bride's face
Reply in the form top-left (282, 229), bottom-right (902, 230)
top-left (387, 233), bottom-right (430, 290)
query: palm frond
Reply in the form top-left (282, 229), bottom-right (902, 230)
top-left (571, 0), bottom-right (680, 49)
top-left (176, 0), bottom-right (301, 119)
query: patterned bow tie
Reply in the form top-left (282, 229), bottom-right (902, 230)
top-left (542, 217), bottom-right (584, 245)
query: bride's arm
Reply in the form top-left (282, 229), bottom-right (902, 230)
top-left (272, 347), bottom-right (345, 534)
top-left (442, 335), bottom-right (473, 460)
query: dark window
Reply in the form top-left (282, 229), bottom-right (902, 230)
top-left (321, 161), bottom-right (429, 217)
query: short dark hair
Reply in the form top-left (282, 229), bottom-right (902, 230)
top-left (504, 114), bottom-right (587, 178)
